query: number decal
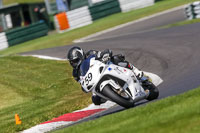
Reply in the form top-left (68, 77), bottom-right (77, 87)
top-left (85, 73), bottom-right (92, 86)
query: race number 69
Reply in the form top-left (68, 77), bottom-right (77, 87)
top-left (85, 73), bottom-right (92, 86)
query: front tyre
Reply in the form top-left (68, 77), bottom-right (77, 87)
top-left (102, 85), bottom-right (134, 108)
top-left (143, 81), bottom-right (159, 101)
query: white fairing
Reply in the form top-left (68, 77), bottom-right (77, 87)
top-left (79, 57), bottom-right (147, 103)
top-left (80, 58), bottom-right (104, 92)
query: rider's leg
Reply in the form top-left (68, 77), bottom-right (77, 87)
top-left (112, 54), bottom-right (144, 79)
top-left (127, 63), bottom-right (144, 79)
top-left (118, 61), bottom-right (144, 79)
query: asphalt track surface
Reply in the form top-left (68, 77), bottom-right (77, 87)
top-left (22, 7), bottom-right (200, 129)
top-left (85, 7), bottom-right (186, 41)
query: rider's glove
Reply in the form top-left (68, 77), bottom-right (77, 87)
top-left (101, 53), bottom-right (110, 62)
top-left (96, 49), bottom-right (112, 62)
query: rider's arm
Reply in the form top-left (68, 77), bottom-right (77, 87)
top-left (85, 50), bottom-right (99, 58)
top-left (73, 69), bottom-right (88, 93)
top-left (73, 69), bottom-right (80, 81)
top-left (86, 49), bottom-right (113, 62)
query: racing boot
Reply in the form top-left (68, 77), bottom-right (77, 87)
top-left (127, 63), bottom-right (144, 80)
top-left (92, 94), bottom-right (107, 105)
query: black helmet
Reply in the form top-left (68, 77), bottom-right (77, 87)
top-left (67, 46), bottom-right (85, 68)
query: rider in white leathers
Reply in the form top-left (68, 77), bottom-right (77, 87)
top-left (67, 46), bottom-right (144, 105)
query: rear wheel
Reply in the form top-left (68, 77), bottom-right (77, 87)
top-left (102, 85), bottom-right (134, 108)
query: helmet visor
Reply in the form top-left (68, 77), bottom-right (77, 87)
top-left (70, 58), bottom-right (80, 68)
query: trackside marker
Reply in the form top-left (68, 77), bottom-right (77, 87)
top-left (15, 114), bottom-right (22, 125)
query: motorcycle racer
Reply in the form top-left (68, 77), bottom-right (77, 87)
top-left (67, 46), bottom-right (144, 105)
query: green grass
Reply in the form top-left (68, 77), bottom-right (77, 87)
top-left (0, 56), bottom-right (91, 133)
top-left (54, 87), bottom-right (200, 133)
top-left (159, 18), bottom-right (200, 29)
top-left (3, 0), bottom-right (44, 5)
top-left (0, 0), bottom-right (197, 55)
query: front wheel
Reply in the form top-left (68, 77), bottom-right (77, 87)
top-left (102, 85), bottom-right (134, 108)
top-left (143, 81), bottom-right (159, 101)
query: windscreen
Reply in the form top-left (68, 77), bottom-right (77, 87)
top-left (80, 55), bottom-right (95, 76)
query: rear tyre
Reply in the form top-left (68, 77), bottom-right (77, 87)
top-left (102, 85), bottom-right (134, 108)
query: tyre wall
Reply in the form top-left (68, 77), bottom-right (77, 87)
top-left (89, 0), bottom-right (121, 21)
top-left (5, 21), bottom-right (48, 46)
top-left (70, 0), bottom-right (89, 10)
top-left (67, 6), bottom-right (93, 30)
top-left (0, 32), bottom-right (9, 50)
top-left (185, 1), bottom-right (200, 20)
top-left (119, 0), bottom-right (155, 12)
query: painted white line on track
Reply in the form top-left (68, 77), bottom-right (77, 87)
top-left (74, 5), bottom-right (188, 43)
top-left (24, 55), bottom-right (67, 61)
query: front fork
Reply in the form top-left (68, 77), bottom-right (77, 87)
top-left (130, 75), bottom-right (150, 101)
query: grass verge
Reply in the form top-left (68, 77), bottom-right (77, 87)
top-left (0, 0), bottom-right (197, 55)
top-left (3, 0), bottom-right (44, 5)
top-left (159, 18), bottom-right (200, 29)
top-left (54, 87), bottom-right (200, 133)
top-left (0, 56), bottom-right (91, 133)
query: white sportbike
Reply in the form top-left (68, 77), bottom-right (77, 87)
top-left (79, 56), bottom-right (159, 108)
